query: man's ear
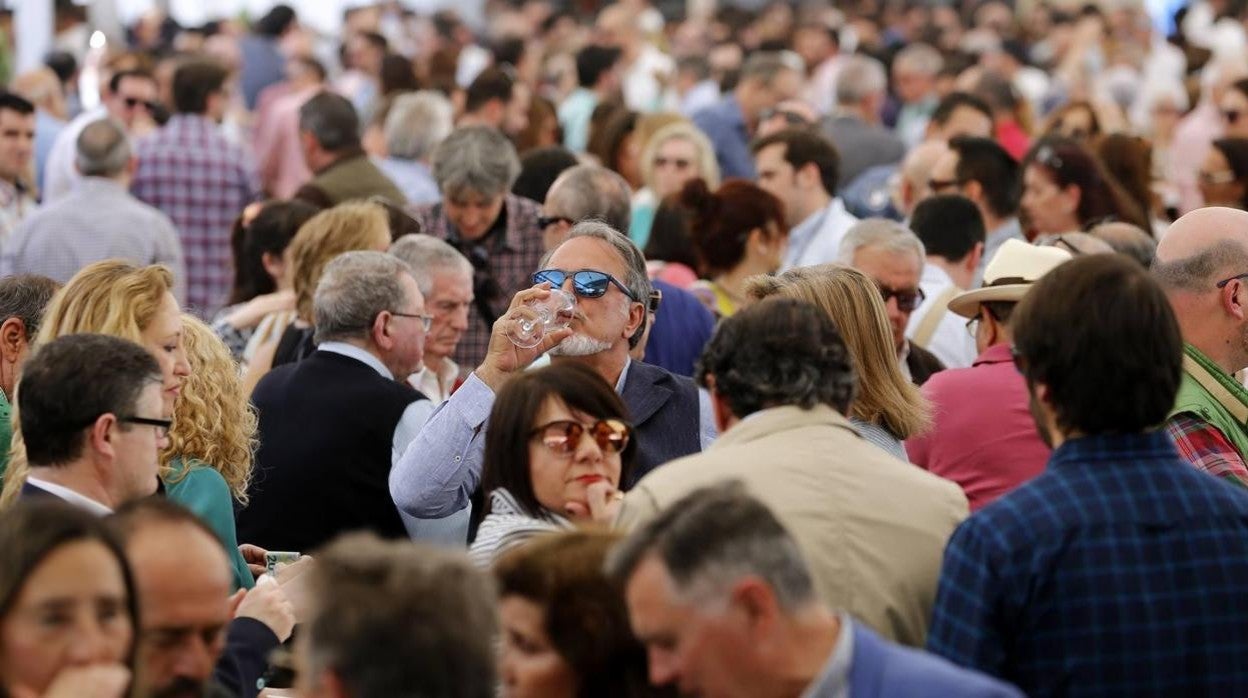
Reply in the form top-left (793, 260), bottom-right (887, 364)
top-left (624, 300), bottom-right (645, 341)
top-left (965, 242), bottom-right (984, 278)
top-left (0, 318), bottom-right (25, 364)
top-left (372, 311), bottom-right (395, 350)
top-left (90, 413), bottom-right (119, 464)
top-left (728, 576), bottom-right (781, 639)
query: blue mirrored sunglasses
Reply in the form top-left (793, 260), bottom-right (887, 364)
top-left (532, 269), bottom-right (638, 301)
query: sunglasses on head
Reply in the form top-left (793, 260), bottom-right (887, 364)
top-left (877, 283), bottom-right (926, 312)
top-left (531, 419), bottom-right (632, 455)
top-left (532, 269), bottom-right (639, 301)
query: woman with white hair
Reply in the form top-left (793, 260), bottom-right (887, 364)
top-left (629, 121), bottom-right (720, 248)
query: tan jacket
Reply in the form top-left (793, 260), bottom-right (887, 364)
top-left (617, 404), bottom-right (968, 647)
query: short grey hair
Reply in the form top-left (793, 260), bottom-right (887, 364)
top-left (838, 218), bottom-right (926, 267)
top-left (388, 234), bottom-right (472, 298)
top-left (835, 55), bottom-right (887, 106)
top-left (304, 533), bottom-right (497, 698)
top-left (738, 52), bottom-right (799, 85)
top-left (431, 126), bottom-right (521, 199)
top-left (299, 91), bottom-right (361, 151)
top-left (606, 481), bottom-right (818, 612)
top-left (384, 91), bottom-right (453, 161)
top-left (1153, 239), bottom-right (1248, 293)
top-left (76, 118), bottom-right (131, 177)
top-left (546, 165), bottom-right (633, 234)
top-left (540, 220), bottom-right (652, 306)
top-left (893, 43), bottom-right (944, 76)
top-left (313, 251), bottom-right (413, 344)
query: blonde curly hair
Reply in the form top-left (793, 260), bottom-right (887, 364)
top-left (289, 201), bottom-right (392, 322)
top-left (161, 314), bottom-right (256, 503)
top-left (0, 261), bottom-right (177, 507)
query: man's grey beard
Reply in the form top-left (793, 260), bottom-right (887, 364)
top-left (550, 333), bottom-right (613, 356)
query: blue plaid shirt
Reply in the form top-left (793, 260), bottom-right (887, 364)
top-left (927, 430), bottom-right (1248, 697)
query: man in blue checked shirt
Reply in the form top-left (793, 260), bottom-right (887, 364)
top-left (927, 253), bottom-right (1248, 697)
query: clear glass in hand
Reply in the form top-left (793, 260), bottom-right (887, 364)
top-left (507, 289), bottom-right (576, 348)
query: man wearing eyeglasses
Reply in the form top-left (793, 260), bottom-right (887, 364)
top-left (393, 220), bottom-right (713, 525)
top-left (840, 219), bottom-right (946, 386)
top-left (1154, 207), bottom-right (1248, 488)
top-left (43, 68), bottom-right (160, 203)
top-left (17, 334), bottom-right (168, 514)
top-left (239, 252), bottom-right (436, 552)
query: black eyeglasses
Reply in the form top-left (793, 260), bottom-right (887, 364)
top-left (648, 289), bottom-right (662, 314)
top-left (389, 311), bottom-right (433, 331)
top-left (965, 316), bottom-right (979, 338)
top-left (1216, 272), bottom-right (1248, 289)
top-left (533, 269), bottom-right (639, 301)
top-left (120, 416), bottom-right (173, 438)
top-left (530, 419), bottom-right (632, 455)
top-left (877, 283), bottom-right (926, 312)
top-left (538, 215), bottom-right (575, 230)
top-left (122, 97), bottom-right (158, 111)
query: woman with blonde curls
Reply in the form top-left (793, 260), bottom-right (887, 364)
top-left (748, 264), bottom-right (930, 459)
top-left (242, 201), bottom-right (394, 393)
top-left (164, 314), bottom-right (258, 590)
top-left (0, 261), bottom-right (191, 506)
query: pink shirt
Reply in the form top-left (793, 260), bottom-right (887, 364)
top-left (905, 343), bottom-right (1051, 511)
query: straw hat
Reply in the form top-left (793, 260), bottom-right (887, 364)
top-left (948, 239), bottom-right (1073, 318)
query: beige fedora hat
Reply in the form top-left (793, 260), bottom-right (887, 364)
top-left (948, 239), bottom-right (1073, 318)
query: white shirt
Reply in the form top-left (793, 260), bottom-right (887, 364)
top-left (623, 45), bottom-right (675, 113)
top-left (25, 477), bottom-right (112, 516)
top-left (407, 357), bottom-right (460, 405)
top-left (783, 198), bottom-right (859, 271)
top-left (906, 263), bottom-right (978, 369)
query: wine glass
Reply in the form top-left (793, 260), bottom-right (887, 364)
top-left (507, 289), bottom-right (576, 348)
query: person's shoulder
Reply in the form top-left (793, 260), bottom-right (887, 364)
top-left (854, 621), bottom-right (1024, 697)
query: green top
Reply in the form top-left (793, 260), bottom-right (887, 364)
top-left (1170, 343), bottom-right (1248, 487)
top-left (164, 457), bottom-right (255, 591)
top-left (0, 389), bottom-right (11, 485)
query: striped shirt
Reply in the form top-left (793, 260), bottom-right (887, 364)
top-left (469, 489), bottom-right (569, 568)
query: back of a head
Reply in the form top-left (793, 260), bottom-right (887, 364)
top-left (299, 91), bottom-right (362, 152)
top-left (576, 45), bottom-right (622, 89)
top-left (76, 118), bottom-right (131, 178)
top-left (304, 533), bottom-right (497, 698)
top-left (1089, 222), bottom-right (1157, 267)
top-left (464, 67), bottom-right (515, 114)
top-left (253, 4), bottom-right (296, 37)
top-left (171, 58), bottom-right (228, 115)
top-left (1014, 254), bottom-right (1181, 435)
top-left (606, 481), bottom-right (817, 613)
top-left (513, 146), bottom-right (580, 203)
top-left (948, 135), bottom-right (1019, 219)
top-left (835, 55), bottom-right (887, 106)
top-left (313, 250), bottom-right (410, 344)
top-left (547, 164), bottom-right (633, 233)
top-left (644, 195), bottom-right (699, 269)
top-left (383, 90), bottom-right (453, 162)
top-left (695, 296), bottom-right (856, 419)
top-left (910, 194), bottom-right (986, 262)
top-left (289, 202), bottom-right (391, 321)
top-left (388, 233), bottom-right (472, 297)
top-left (751, 127), bottom-right (840, 196)
top-left (37, 261), bottom-right (173, 345)
top-left (0, 274), bottom-right (60, 340)
top-left (18, 334), bottom-right (160, 467)
top-left (431, 126), bottom-right (521, 199)
top-left (837, 217), bottom-right (926, 267)
top-left (231, 199), bottom-right (319, 305)
top-left (680, 178), bottom-right (785, 277)
top-left (931, 92), bottom-right (993, 130)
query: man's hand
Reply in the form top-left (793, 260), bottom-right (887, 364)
top-left (475, 284), bottom-right (573, 391)
top-left (234, 575), bottom-right (296, 642)
top-left (10, 665), bottom-right (130, 698)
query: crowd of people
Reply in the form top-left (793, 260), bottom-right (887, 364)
top-left (4, 0), bottom-right (1248, 696)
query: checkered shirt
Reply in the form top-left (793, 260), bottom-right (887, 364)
top-left (928, 430), bottom-right (1248, 697)
top-left (132, 115), bottom-right (260, 317)
top-left (1166, 412), bottom-right (1248, 487)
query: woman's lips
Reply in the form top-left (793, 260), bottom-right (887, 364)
top-left (574, 474), bottom-right (605, 485)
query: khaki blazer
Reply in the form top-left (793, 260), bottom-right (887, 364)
top-left (617, 404), bottom-right (968, 647)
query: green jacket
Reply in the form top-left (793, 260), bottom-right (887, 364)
top-left (1169, 343), bottom-right (1248, 485)
top-left (164, 458), bottom-right (255, 591)
top-left (0, 390), bottom-right (11, 485)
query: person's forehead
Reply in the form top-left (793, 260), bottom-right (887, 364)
top-left (756, 142), bottom-right (790, 167)
top-left (548, 236), bottom-right (630, 277)
top-left (116, 76), bottom-right (156, 95)
top-left (0, 110), bottom-right (33, 128)
top-left (129, 527), bottom-right (231, 601)
top-left (430, 267), bottom-right (473, 293)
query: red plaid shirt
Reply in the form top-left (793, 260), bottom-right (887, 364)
top-left (408, 194), bottom-right (545, 368)
top-left (1166, 412), bottom-right (1248, 487)
top-left (132, 115), bottom-right (261, 317)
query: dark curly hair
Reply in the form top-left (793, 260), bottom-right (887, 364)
top-left (695, 296), bottom-right (856, 417)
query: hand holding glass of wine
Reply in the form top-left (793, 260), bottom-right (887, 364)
top-left (506, 288), bottom-right (576, 348)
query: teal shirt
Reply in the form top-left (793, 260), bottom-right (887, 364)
top-left (164, 458), bottom-right (254, 591)
top-left (0, 390), bottom-right (11, 485)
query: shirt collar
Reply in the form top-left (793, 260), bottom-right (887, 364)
top-left (972, 342), bottom-right (1015, 366)
top-left (800, 612), bottom-right (854, 698)
top-left (25, 478), bottom-right (113, 516)
top-left (1049, 430), bottom-right (1177, 468)
top-left (614, 358), bottom-right (632, 394)
top-left (319, 342), bottom-right (393, 380)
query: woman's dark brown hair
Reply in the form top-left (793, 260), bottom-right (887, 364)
top-left (1022, 136), bottom-right (1150, 232)
top-left (480, 363), bottom-right (636, 521)
top-left (0, 501), bottom-right (139, 687)
top-left (644, 193), bottom-right (700, 269)
top-left (680, 178), bottom-right (786, 276)
top-left (1211, 137), bottom-right (1248, 210)
top-left (494, 530), bottom-right (676, 698)
top-left (1095, 133), bottom-right (1157, 232)
top-left (228, 199), bottom-right (319, 306)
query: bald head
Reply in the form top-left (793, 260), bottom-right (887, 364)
top-left (1154, 208), bottom-right (1248, 292)
top-left (1089, 222), bottom-right (1157, 267)
top-left (897, 140), bottom-right (949, 216)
